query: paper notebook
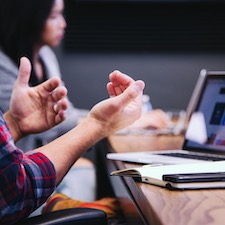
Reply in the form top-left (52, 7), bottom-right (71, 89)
top-left (110, 161), bottom-right (225, 190)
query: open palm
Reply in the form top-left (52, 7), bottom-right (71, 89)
top-left (9, 57), bottom-right (68, 135)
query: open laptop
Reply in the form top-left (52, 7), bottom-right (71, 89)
top-left (107, 69), bottom-right (225, 165)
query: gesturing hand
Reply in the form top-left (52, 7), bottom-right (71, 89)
top-left (89, 70), bottom-right (145, 135)
top-left (6, 57), bottom-right (68, 141)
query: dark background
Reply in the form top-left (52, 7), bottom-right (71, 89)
top-left (54, 0), bottom-right (225, 111)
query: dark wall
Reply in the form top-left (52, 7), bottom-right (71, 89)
top-left (55, 49), bottom-right (225, 110)
top-left (54, 0), bottom-right (225, 111)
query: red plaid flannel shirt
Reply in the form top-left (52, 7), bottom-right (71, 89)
top-left (0, 112), bottom-right (56, 224)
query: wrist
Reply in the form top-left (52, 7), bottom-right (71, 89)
top-left (81, 116), bottom-right (110, 141)
top-left (3, 111), bottom-right (22, 142)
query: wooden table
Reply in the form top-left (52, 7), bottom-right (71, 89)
top-left (103, 134), bottom-right (225, 225)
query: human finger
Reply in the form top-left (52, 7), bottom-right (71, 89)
top-left (115, 80), bottom-right (145, 111)
top-left (40, 77), bottom-right (62, 94)
top-left (55, 110), bottom-right (66, 124)
top-left (16, 57), bottom-right (32, 87)
top-left (108, 70), bottom-right (135, 96)
top-left (109, 70), bottom-right (134, 86)
top-left (53, 99), bottom-right (68, 113)
top-left (51, 86), bottom-right (68, 102)
top-left (107, 81), bottom-right (127, 97)
top-left (106, 82), bottom-right (116, 97)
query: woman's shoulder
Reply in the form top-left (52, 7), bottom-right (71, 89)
top-left (40, 45), bottom-right (55, 56)
top-left (0, 49), bottom-right (18, 78)
top-left (39, 46), bottom-right (58, 64)
top-left (0, 49), bottom-right (18, 72)
top-left (39, 46), bottom-right (61, 78)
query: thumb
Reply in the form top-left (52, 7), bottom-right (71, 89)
top-left (16, 57), bottom-right (32, 87)
top-left (116, 80), bottom-right (145, 106)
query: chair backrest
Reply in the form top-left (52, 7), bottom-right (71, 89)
top-left (15, 208), bottom-right (107, 225)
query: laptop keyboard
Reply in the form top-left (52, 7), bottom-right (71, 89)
top-left (157, 152), bottom-right (225, 161)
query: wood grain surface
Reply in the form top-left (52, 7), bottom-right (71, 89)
top-left (107, 134), bottom-right (225, 225)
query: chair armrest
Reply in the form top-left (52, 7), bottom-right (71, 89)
top-left (16, 208), bottom-right (107, 225)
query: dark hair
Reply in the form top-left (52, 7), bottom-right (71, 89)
top-left (0, 0), bottom-right (54, 78)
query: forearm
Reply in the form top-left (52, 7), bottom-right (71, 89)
top-left (37, 116), bottom-right (108, 185)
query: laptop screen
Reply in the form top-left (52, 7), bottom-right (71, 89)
top-left (184, 72), bottom-right (225, 155)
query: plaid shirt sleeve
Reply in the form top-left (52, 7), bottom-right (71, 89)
top-left (0, 112), bottom-right (56, 225)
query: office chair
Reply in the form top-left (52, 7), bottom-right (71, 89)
top-left (15, 208), bottom-right (107, 225)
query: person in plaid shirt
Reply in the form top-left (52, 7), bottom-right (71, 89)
top-left (0, 57), bottom-right (145, 224)
top-left (0, 56), bottom-right (68, 224)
